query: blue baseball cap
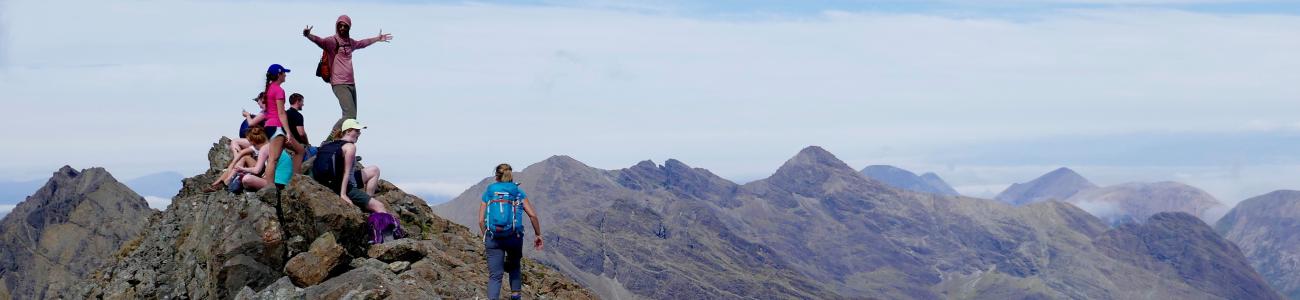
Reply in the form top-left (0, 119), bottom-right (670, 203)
top-left (267, 64), bottom-right (291, 74)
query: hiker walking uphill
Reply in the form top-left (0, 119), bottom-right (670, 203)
top-left (478, 164), bottom-right (544, 300)
top-left (303, 14), bottom-right (393, 140)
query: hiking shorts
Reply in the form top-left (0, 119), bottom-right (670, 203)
top-left (347, 187), bottom-right (371, 210)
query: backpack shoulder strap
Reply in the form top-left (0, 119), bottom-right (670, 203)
top-left (334, 35), bottom-right (352, 51)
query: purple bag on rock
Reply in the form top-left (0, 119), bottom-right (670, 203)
top-left (368, 212), bottom-right (407, 244)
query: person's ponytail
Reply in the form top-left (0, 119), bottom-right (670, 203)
top-left (495, 164), bottom-right (514, 183)
top-left (264, 72), bottom-right (276, 109)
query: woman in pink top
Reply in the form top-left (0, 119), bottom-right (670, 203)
top-left (260, 64), bottom-right (306, 189)
top-left (303, 14), bottom-right (393, 140)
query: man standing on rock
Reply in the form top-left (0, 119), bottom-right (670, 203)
top-left (303, 14), bottom-right (393, 141)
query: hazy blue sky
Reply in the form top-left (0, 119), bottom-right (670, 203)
top-left (2, 0), bottom-right (1299, 215)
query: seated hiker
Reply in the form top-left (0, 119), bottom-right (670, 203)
top-left (232, 133), bottom-right (279, 191)
top-left (312, 119), bottom-right (385, 213)
top-left (230, 92), bottom-right (268, 159)
top-left (205, 127), bottom-right (268, 193)
top-left (285, 93), bottom-right (317, 162)
top-left (312, 119), bottom-right (402, 244)
top-left (478, 163), bottom-right (544, 300)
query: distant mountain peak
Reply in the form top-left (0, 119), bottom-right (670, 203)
top-left (774, 146), bottom-right (855, 174)
top-left (633, 159), bottom-right (657, 168)
top-left (793, 145), bottom-right (836, 161)
top-left (540, 154), bottom-right (584, 166)
top-left (663, 158), bottom-right (691, 169)
top-left (996, 167), bottom-right (1098, 205)
top-left (1044, 167), bottom-right (1089, 181)
top-left (524, 155), bottom-right (598, 174)
top-left (56, 165), bottom-right (78, 177)
top-left (860, 165), bottom-right (961, 196)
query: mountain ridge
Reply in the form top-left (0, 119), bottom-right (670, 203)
top-left (436, 146), bottom-right (1283, 299)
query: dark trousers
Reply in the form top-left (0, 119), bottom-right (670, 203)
top-left (485, 234), bottom-right (523, 299)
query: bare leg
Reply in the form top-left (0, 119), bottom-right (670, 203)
top-left (366, 199), bottom-right (388, 214)
top-left (230, 138), bottom-right (252, 159)
top-left (210, 156), bottom-right (254, 188)
top-left (288, 141), bottom-right (306, 182)
top-left (261, 136), bottom-right (286, 186)
top-left (241, 173), bottom-right (269, 191)
top-left (362, 165), bottom-right (381, 195)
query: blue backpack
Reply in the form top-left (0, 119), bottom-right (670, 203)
top-left (484, 183), bottom-right (524, 238)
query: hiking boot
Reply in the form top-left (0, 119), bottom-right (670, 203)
top-left (509, 293), bottom-right (522, 300)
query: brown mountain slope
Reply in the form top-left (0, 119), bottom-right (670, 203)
top-left (1216, 190), bottom-right (1300, 299)
top-left (437, 146), bottom-right (1283, 299)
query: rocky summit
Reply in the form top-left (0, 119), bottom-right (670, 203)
top-left (436, 146), bottom-right (1282, 299)
top-left (68, 137), bottom-right (592, 299)
top-left (1216, 190), bottom-right (1300, 300)
top-left (0, 166), bottom-right (156, 299)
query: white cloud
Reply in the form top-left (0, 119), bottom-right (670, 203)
top-left (1072, 200), bottom-right (1124, 220)
top-left (953, 184), bottom-right (1012, 199)
top-left (0, 204), bottom-right (14, 217)
top-left (2, 0), bottom-right (1299, 205)
top-left (393, 181), bottom-right (476, 199)
top-left (143, 196), bottom-right (171, 211)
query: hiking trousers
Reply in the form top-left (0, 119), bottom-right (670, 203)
top-left (485, 235), bottom-right (523, 299)
top-left (331, 84), bottom-right (357, 133)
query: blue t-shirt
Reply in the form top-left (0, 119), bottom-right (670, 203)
top-left (482, 182), bottom-right (526, 203)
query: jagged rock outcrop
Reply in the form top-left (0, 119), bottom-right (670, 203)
top-left (861, 165), bottom-right (961, 196)
top-left (75, 137), bottom-right (593, 299)
top-left (0, 166), bottom-right (155, 299)
top-left (436, 146), bottom-right (1283, 299)
top-left (1216, 190), bottom-right (1300, 299)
